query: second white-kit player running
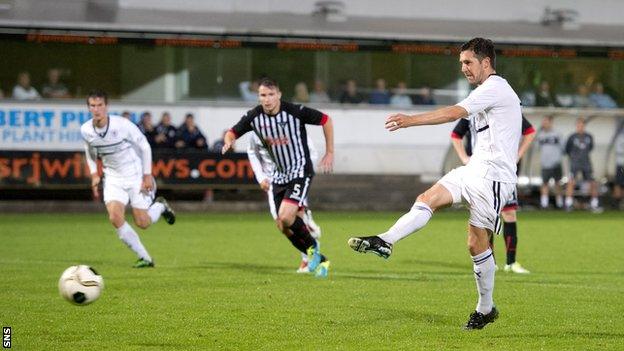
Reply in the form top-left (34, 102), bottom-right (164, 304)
top-left (81, 90), bottom-right (175, 268)
top-left (348, 38), bottom-right (522, 330)
top-left (247, 133), bottom-right (322, 273)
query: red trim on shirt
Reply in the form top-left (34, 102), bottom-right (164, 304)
top-left (523, 126), bottom-right (536, 136)
top-left (451, 131), bottom-right (463, 139)
top-left (229, 128), bottom-right (239, 138)
top-left (320, 114), bottom-right (329, 125)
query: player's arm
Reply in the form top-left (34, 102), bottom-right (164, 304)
top-left (451, 137), bottom-right (470, 165)
top-left (319, 115), bottom-right (334, 173)
top-left (222, 111), bottom-right (255, 154)
top-left (83, 141), bottom-right (100, 197)
top-left (127, 120), bottom-right (154, 192)
top-left (385, 105), bottom-right (467, 131)
top-left (450, 119), bottom-right (470, 165)
top-left (518, 117), bottom-right (536, 160)
top-left (247, 137), bottom-right (270, 191)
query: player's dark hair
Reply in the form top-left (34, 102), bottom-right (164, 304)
top-left (461, 38), bottom-right (496, 69)
top-left (259, 78), bottom-right (280, 91)
top-left (86, 89), bottom-right (108, 105)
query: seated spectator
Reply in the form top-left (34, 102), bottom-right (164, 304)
top-left (121, 111), bottom-right (132, 120)
top-left (310, 79), bottom-right (331, 103)
top-left (589, 82), bottom-right (618, 108)
top-left (212, 130), bottom-right (230, 153)
top-left (339, 79), bottom-right (364, 104)
top-left (534, 80), bottom-right (559, 107)
top-left (137, 111), bottom-right (157, 146)
top-left (413, 86), bottom-right (436, 105)
top-left (389, 81), bottom-right (413, 108)
top-left (0, 88), bottom-right (4, 99)
top-left (41, 68), bottom-right (71, 99)
top-left (292, 82), bottom-right (310, 103)
top-left (369, 78), bottom-right (391, 105)
top-left (571, 84), bottom-right (594, 108)
top-left (154, 112), bottom-right (178, 149)
top-left (12, 71), bottom-right (41, 100)
top-left (175, 113), bottom-right (208, 150)
top-left (239, 80), bottom-right (259, 102)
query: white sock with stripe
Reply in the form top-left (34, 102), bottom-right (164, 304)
top-left (116, 222), bottom-right (152, 261)
top-left (472, 248), bottom-right (495, 314)
top-left (379, 202), bottom-right (432, 244)
top-left (147, 202), bottom-right (165, 224)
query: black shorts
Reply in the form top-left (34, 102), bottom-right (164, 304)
top-left (541, 165), bottom-right (562, 183)
top-left (570, 166), bottom-right (593, 181)
top-left (271, 177), bottom-right (312, 211)
top-left (502, 188), bottom-right (518, 212)
top-left (616, 165), bottom-right (624, 186)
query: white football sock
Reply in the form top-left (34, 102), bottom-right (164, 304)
top-left (116, 222), bottom-right (152, 261)
top-left (565, 196), bottom-right (574, 208)
top-left (147, 202), bottom-right (165, 224)
top-left (301, 252), bottom-right (308, 262)
top-left (590, 197), bottom-right (599, 208)
top-left (472, 248), bottom-right (495, 314)
top-left (555, 195), bottom-right (563, 208)
top-left (379, 202), bottom-right (433, 244)
top-left (540, 194), bottom-right (548, 208)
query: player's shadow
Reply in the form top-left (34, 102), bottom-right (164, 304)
top-left (357, 307), bottom-right (456, 326)
top-left (399, 258), bottom-right (469, 271)
top-left (194, 261), bottom-right (292, 275)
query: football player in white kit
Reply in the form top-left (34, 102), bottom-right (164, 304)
top-left (81, 90), bottom-right (175, 268)
top-left (247, 133), bottom-right (323, 273)
top-left (348, 38), bottom-right (522, 330)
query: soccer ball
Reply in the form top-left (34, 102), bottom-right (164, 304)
top-left (58, 265), bottom-right (104, 305)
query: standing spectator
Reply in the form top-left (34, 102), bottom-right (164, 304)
top-left (12, 71), bottom-right (41, 100)
top-left (310, 79), bottom-right (331, 103)
top-left (537, 116), bottom-right (564, 209)
top-left (41, 68), bottom-right (71, 99)
top-left (137, 112), bottom-right (157, 147)
top-left (239, 80), bottom-right (259, 102)
top-left (368, 78), bottom-right (391, 105)
top-left (413, 86), bottom-right (436, 105)
top-left (390, 81), bottom-right (413, 108)
top-left (339, 79), bottom-right (364, 104)
top-left (571, 84), bottom-right (594, 108)
top-left (292, 82), bottom-right (310, 103)
top-left (175, 113), bottom-right (208, 150)
top-left (534, 81), bottom-right (559, 107)
top-left (154, 112), bottom-right (177, 149)
top-left (589, 82), bottom-right (618, 108)
top-left (565, 117), bottom-right (600, 212)
top-left (612, 124), bottom-right (624, 209)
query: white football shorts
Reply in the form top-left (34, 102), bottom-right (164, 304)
top-left (103, 175), bottom-right (156, 210)
top-left (438, 166), bottom-right (515, 233)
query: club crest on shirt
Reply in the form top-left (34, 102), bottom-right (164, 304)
top-left (277, 121), bottom-right (289, 128)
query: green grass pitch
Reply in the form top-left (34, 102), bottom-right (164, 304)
top-left (1, 211), bottom-right (623, 350)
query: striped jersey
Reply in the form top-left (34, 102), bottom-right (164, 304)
top-left (231, 101), bottom-right (328, 184)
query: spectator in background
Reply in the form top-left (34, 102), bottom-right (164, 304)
top-left (154, 112), bottom-right (177, 149)
top-left (121, 111), bottom-right (132, 120)
top-left (534, 81), bottom-right (559, 107)
top-left (537, 116), bottom-right (564, 209)
top-left (175, 113), bottom-right (207, 150)
top-left (565, 117), bottom-right (600, 212)
top-left (137, 112), bottom-right (157, 147)
top-left (369, 78), bottom-right (391, 105)
top-left (571, 84), bottom-right (594, 108)
top-left (41, 68), bottom-right (71, 99)
top-left (0, 88), bottom-right (4, 98)
top-left (339, 79), bottom-right (365, 104)
top-left (413, 86), bottom-right (436, 105)
top-left (590, 82), bottom-right (618, 108)
top-left (310, 79), bottom-right (331, 103)
top-left (212, 130), bottom-right (230, 153)
top-left (612, 124), bottom-right (624, 209)
top-left (292, 82), bottom-right (310, 104)
top-left (389, 81), bottom-right (413, 108)
top-left (12, 71), bottom-right (41, 100)
top-left (239, 80), bottom-right (259, 102)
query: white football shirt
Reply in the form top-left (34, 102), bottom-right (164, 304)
top-left (81, 115), bottom-right (152, 180)
top-left (456, 75), bottom-right (522, 183)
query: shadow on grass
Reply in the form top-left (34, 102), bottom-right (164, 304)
top-left (181, 261), bottom-right (292, 275)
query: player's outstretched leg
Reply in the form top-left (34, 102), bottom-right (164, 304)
top-left (116, 222), bottom-right (154, 268)
top-left (153, 196), bottom-right (176, 225)
top-left (347, 201), bottom-right (433, 259)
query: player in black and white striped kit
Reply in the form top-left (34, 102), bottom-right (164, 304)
top-left (222, 78), bottom-right (334, 277)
